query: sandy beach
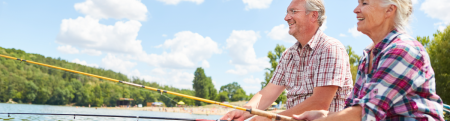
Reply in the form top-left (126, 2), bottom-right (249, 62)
top-left (101, 101), bottom-right (284, 115)
top-left (105, 106), bottom-right (283, 115)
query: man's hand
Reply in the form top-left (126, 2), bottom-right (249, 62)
top-left (220, 109), bottom-right (252, 121)
top-left (293, 110), bottom-right (329, 121)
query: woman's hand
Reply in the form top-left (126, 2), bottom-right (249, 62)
top-left (293, 110), bottom-right (329, 121)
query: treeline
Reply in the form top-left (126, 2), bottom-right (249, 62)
top-left (192, 67), bottom-right (251, 106)
top-left (0, 47), bottom-right (253, 107)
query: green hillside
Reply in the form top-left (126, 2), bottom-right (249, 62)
top-left (0, 47), bottom-right (196, 107)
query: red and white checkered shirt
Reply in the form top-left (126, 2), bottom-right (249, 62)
top-left (270, 30), bottom-right (353, 112)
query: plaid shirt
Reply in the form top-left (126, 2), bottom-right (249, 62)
top-left (345, 29), bottom-right (444, 121)
top-left (270, 30), bottom-right (353, 112)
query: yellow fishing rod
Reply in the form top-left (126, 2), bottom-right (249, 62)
top-left (0, 54), bottom-right (301, 121)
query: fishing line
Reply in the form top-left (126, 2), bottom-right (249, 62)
top-left (0, 113), bottom-right (228, 121)
top-left (0, 54), bottom-right (301, 121)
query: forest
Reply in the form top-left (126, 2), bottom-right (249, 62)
top-left (0, 47), bottom-right (250, 107)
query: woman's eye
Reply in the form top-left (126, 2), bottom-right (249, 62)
top-left (362, 2), bottom-right (368, 5)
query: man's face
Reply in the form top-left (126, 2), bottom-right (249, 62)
top-left (285, 0), bottom-right (310, 37)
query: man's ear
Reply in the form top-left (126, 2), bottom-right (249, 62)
top-left (310, 11), bottom-right (319, 23)
top-left (385, 4), bottom-right (397, 18)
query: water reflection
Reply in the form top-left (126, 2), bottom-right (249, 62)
top-left (0, 103), bottom-right (222, 121)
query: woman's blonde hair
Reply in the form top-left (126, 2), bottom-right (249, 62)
top-left (381, 0), bottom-right (413, 32)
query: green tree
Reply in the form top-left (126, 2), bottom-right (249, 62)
top-left (261, 44), bottom-right (286, 88)
top-left (261, 44), bottom-right (287, 104)
top-left (34, 88), bottom-right (51, 104)
top-left (24, 81), bottom-right (39, 103)
top-left (231, 88), bottom-right (247, 101)
top-left (219, 82), bottom-right (248, 101)
top-left (346, 45), bottom-right (361, 82)
top-left (192, 67), bottom-right (216, 106)
top-left (215, 91), bottom-right (229, 102)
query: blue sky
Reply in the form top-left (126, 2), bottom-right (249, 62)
top-left (0, 0), bottom-right (449, 94)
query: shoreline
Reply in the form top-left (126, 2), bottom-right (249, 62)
top-left (102, 106), bottom-right (283, 115)
top-left (1, 102), bottom-right (283, 115)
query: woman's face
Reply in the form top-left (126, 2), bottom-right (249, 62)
top-left (354, 0), bottom-right (388, 34)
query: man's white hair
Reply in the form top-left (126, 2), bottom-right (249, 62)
top-left (304, 0), bottom-right (326, 27)
top-left (380, 0), bottom-right (413, 32)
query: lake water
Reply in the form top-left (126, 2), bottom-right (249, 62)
top-left (0, 103), bottom-right (223, 121)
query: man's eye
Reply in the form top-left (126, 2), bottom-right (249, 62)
top-left (362, 2), bottom-right (368, 5)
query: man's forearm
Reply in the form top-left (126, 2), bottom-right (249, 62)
top-left (244, 83), bottom-right (285, 110)
top-left (244, 91), bottom-right (278, 110)
top-left (279, 86), bottom-right (339, 117)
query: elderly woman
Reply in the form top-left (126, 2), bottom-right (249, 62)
top-left (294, 0), bottom-right (444, 120)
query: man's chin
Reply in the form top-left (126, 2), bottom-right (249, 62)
top-left (288, 31), bottom-right (294, 36)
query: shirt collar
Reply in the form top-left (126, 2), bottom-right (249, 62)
top-left (292, 29), bottom-right (324, 51)
top-left (370, 29), bottom-right (403, 55)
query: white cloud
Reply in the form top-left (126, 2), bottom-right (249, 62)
top-left (135, 69), bottom-right (194, 89)
top-left (81, 49), bottom-right (102, 56)
top-left (226, 30), bottom-right (270, 75)
top-left (421, 0), bottom-right (450, 22)
top-left (165, 70), bottom-right (195, 89)
top-left (101, 53), bottom-right (137, 74)
top-left (57, 45), bottom-right (79, 54)
top-left (434, 22), bottom-right (449, 32)
top-left (243, 75), bottom-right (262, 84)
top-left (71, 58), bottom-right (99, 68)
top-left (151, 68), bottom-right (166, 75)
top-left (201, 60), bottom-right (210, 68)
top-left (57, 16), bottom-right (144, 55)
top-left (74, 0), bottom-right (148, 21)
top-left (242, 76), bottom-right (263, 94)
top-left (267, 24), bottom-right (297, 43)
top-left (140, 31), bottom-right (221, 69)
top-left (157, 0), bottom-right (204, 5)
top-left (348, 25), bottom-right (363, 37)
top-left (438, 25), bottom-right (447, 32)
top-left (339, 33), bottom-right (347, 37)
top-left (128, 69), bottom-right (155, 82)
top-left (420, 0), bottom-right (450, 31)
top-left (242, 0), bottom-right (272, 10)
top-left (162, 34), bottom-right (167, 37)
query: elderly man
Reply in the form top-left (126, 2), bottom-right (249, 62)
top-left (220, 0), bottom-right (353, 121)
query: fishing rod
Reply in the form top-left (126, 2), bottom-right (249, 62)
top-left (0, 113), bottom-right (227, 121)
top-left (0, 54), bottom-right (301, 121)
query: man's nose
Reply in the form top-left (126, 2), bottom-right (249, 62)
top-left (284, 14), bottom-right (291, 21)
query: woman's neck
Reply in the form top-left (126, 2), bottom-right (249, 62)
top-left (367, 23), bottom-right (396, 47)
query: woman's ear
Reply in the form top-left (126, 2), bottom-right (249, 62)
top-left (385, 4), bottom-right (397, 18)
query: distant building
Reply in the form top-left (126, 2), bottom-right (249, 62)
top-left (116, 98), bottom-right (134, 107)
